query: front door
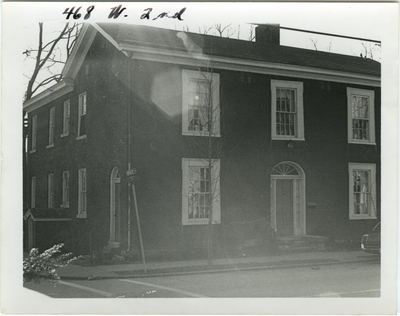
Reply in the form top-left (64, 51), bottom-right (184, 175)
top-left (271, 162), bottom-right (306, 237)
top-left (276, 179), bottom-right (294, 236)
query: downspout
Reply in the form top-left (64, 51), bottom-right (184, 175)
top-left (126, 53), bottom-right (132, 252)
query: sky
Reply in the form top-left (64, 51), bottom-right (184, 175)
top-left (19, 2), bottom-right (397, 98)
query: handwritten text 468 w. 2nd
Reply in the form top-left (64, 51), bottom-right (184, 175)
top-left (62, 5), bottom-right (186, 21)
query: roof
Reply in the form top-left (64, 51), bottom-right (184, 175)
top-left (23, 23), bottom-right (380, 112)
top-left (96, 23), bottom-right (380, 77)
top-left (24, 208), bottom-right (73, 221)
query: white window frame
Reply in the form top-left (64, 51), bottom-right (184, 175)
top-left (349, 163), bottom-right (377, 220)
top-left (347, 88), bottom-right (375, 144)
top-left (182, 70), bottom-right (220, 137)
top-left (47, 173), bottom-right (54, 208)
top-left (62, 171), bottom-right (70, 208)
top-left (47, 107), bottom-right (55, 148)
top-left (31, 176), bottom-right (36, 208)
top-left (182, 158), bottom-right (221, 225)
top-left (77, 92), bottom-right (87, 140)
top-left (78, 168), bottom-right (87, 218)
top-left (271, 80), bottom-right (304, 141)
top-left (30, 115), bottom-right (37, 153)
top-left (62, 100), bottom-right (70, 137)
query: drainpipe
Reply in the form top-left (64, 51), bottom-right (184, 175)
top-left (126, 54), bottom-right (132, 252)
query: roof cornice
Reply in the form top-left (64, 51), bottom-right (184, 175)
top-left (62, 24), bottom-right (98, 79)
top-left (120, 43), bottom-right (380, 87)
top-left (23, 79), bottom-right (74, 113)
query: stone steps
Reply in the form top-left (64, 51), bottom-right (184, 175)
top-left (276, 235), bottom-right (328, 252)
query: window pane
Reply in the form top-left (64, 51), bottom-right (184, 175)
top-left (353, 170), bottom-right (370, 215)
top-left (276, 89), bottom-right (296, 136)
top-left (188, 79), bottom-right (210, 132)
top-left (80, 94), bottom-right (87, 115)
top-left (32, 116), bottom-right (37, 151)
top-left (63, 101), bottom-right (70, 135)
top-left (48, 174), bottom-right (54, 208)
top-left (188, 166), bottom-right (210, 219)
top-left (351, 96), bottom-right (370, 140)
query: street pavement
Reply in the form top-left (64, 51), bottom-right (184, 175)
top-left (56, 249), bottom-right (379, 280)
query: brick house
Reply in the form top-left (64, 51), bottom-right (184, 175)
top-left (23, 23), bottom-right (380, 256)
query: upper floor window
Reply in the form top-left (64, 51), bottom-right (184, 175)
top-left (62, 100), bottom-right (70, 136)
top-left (30, 115), bottom-right (37, 152)
top-left (182, 158), bottom-right (221, 225)
top-left (182, 70), bottom-right (220, 137)
top-left (48, 107), bottom-right (55, 147)
top-left (78, 93), bottom-right (87, 139)
top-left (31, 176), bottom-right (36, 208)
top-left (271, 80), bottom-right (304, 140)
top-left (62, 171), bottom-right (70, 208)
top-left (347, 88), bottom-right (375, 144)
top-left (78, 168), bottom-right (87, 218)
top-left (47, 173), bottom-right (54, 208)
top-left (349, 163), bottom-right (377, 220)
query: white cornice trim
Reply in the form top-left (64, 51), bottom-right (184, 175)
top-left (62, 24), bottom-right (98, 79)
top-left (120, 44), bottom-right (380, 87)
top-left (23, 80), bottom-right (74, 113)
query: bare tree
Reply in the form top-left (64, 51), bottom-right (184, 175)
top-left (310, 38), bottom-right (319, 51)
top-left (24, 22), bottom-right (81, 101)
top-left (178, 33), bottom-right (224, 265)
top-left (360, 41), bottom-right (381, 60)
top-left (23, 22), bottom-right (81, 211)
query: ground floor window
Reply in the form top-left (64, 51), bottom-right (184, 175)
top-left (31, 176), bottom-right (36, 208)
top-left (182, 158), bottom-right (221, 225)
top-left (47, 173), bottom-right (54, 208)
top-left (349, 163), bottom-right (377, 220)
top-left (78, 168), bottom-right (87, 218)
top-left (62, 171), bottom-right (70, 208)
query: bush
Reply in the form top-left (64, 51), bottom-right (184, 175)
top-left (23, 243), bottom-right (80, 284)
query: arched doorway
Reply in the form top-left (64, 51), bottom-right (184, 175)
top-left (110, 167), bottom-right (121, 247)
top-left (270, 162), bottom-right (306, 236)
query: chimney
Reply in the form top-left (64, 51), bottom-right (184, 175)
top-left (255, 24), bottom-right (280, 45)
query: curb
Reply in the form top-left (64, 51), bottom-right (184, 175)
top-left (59, 256), bottom-right (380, 281)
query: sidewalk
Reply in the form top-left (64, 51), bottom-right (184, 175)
top-left (58, 250), bottom-right (379, 280)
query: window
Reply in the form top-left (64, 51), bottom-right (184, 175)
top-left (182, 70), bottom-right (220, 137)
top-left (48, 107), bottom-right (55, 147)
top-left (78, 168), bottom-right (87, 217)
top-left (271, 80), bottom-right (304, 140)
top-left (47, 173), bottom-right (54, 208)
top-left (62, 171), bottom-right (70, 208)
top-left (31, 115), bottom-right (37, 152)
top-left (347, 88), bottom-right (375, 144)
top-left (62, 100), bottom-right (70, 136)
top-left (77, 93), bottom-right (87, 139)
top-left (182, 158), bottom-right (220, 225)
top-left (349, 163), bottom-right (377, 220)
top-left (31, 176), bottom-right (36, 208)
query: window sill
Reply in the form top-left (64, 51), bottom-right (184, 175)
top-left (60, 204), bottom-right (69, 208)
top-left (77, 214), bottom-right (87, 219)
top-left (76, 135), bottom-right (87, 141)
top-left (348, 141), bottom-right (376, 146)
top-left (61, 133), bottom-right (69, 138)
top-left (46, 144), bottom-right (54, 149)
top-left (29, 149), bottom-right (36, 154)
top-left (272, 137), bottom-right (305, 141)
top-left (182, 220), bottom-right (220, 225)
top-left (350, 215), bottom-right (377, 220)
top-left (182, 131), bottom-right (221, 137)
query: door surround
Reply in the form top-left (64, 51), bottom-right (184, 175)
top-left (270, 161), bottom-right (306, 236)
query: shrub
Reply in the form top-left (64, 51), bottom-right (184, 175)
top-left (23, 243), bottom-right (80, 284)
